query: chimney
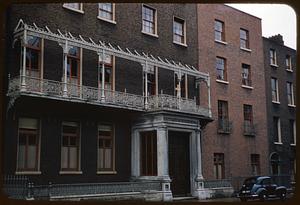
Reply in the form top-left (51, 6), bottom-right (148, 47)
top-left (268, 34), bottom-right (284, 45)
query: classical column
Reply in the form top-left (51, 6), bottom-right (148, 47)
top-left (195, 128), bottom-right (204, 182)
top-left (207, 76), bottom-right (212, 117)
top-left (101, 49), bottom-right (105, 102)
top-left (20, 29), bottom-right (27, 91)
top-left (61, 40), bottom-right (69, 97)
top-left (143, 62), bottom-right (149, 109)
top-left (157, 126), bottom-right (169, 179)
top-left (131, 129), bottom-right (140, 179)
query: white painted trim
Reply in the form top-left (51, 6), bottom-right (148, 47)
top-left (141, 4), bottom-right (158, 36)
top-left (272, 101), bottom-right (280, 105)
top-left (241, 85), bottom-right (253, 90)
top-left (62, 3), bottom-right (84, 14)
top-left (290, 144), bottom-right (296, 146)
top-left (286, 68), bottom-right (293, 72)
top-left (240, 47), bottom-right (252, 52)
top-left (97, 16), bottom-right (116, 25)
top-left (270, 63), bottom-right (278, 68)
top-left (216, 79), bottom-right (229, 84)
top-left (274, 142), bottom-right (283, 145)
top-left (59, 171), bottom-right (83, 175)
top-left (288, 104), bottom-right (296, 108)
top-left (173, 41), bottom-right (187, 47)
top-left (15, 171), bottom-right (42, 175)
top-left (141, 30), bottom-right (159, 38)
top-left (173, 16), bottom-right (187, 46)
top-left (97, 171), bottom-right (117, 175)
top-left (215, 40), bottom-right (228, 45)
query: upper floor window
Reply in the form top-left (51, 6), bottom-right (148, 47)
top-left (287, 82), bottom-right (294, 106)
top-left (98, 124), bottom-right (114, 172)
top-left (240, 28), bottom-right (249, 49)
top-left (25, 36), bottom-right (41, 78)
top-left (242, 63), bottom-right (251, 86)
top-left (174, 73), bottom-right (187, 98)
top-left (251, 154), bottom-right (260, 175)
top-left (99, 54), bottom-right (113, 90)
top-left (290, 120), bottom-right (296, 145)
top-left (273, 117), bottom-right (282, 143)
top-left (214, 153), bottom-right (225, 179)
top-left (244, 104), bottom-right (255, 135)
top-left (140, 131), bottom-right (157, 176)
top-left (271, 77), bottom-right (279, 103)
top-left (270, 49), bottom-right (277, 66)
top-left (218, 100), bottom-right (230, 133)
top-left (173, 17), bottom-right (186, 45)
top-left (215, 20), bottom-right (225, 42)
top-left (98, 3), bottom-right (115, 23)
top-left (63, 3), bottom-right (83, 13)
top-left (216, 57), bottom-right (227, 81)
top-left (142, 5), bottom-right (157, 36)
top-left (17, 118), bottom-right (40, 172)
top-left (61, 122), bottom-right (80, 171)
top-left (67, 46), bottom-right (80, 84)
top-left (286, 55), bottom-right (292, 71)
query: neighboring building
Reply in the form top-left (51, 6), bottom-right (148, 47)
top-left (3, 3), bottom-right (212, 201)
top-left (197, 4), bottom-right (269, 192)
top-left (263, 35), bottom-right (296, 184)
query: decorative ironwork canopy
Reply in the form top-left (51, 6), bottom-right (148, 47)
top-left (13, 19), bottom-right (209, 81)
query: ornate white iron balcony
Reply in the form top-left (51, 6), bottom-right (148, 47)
top-left (7, 76), bottom-right (210, 117)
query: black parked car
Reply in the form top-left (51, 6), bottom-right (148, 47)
top-left (237, 176), bottom-right (287, 201)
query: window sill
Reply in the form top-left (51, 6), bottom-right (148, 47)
top-left (15, 171), bottom-right (41, 175)
top-left (240, 47), bottom-right (252, 52)
top-left (274, 142), bottom-right (283, 145)
top-left (97, 16), bottom-right (116, 24)
top-left (241, 85), bottom-right (253, 90)
top-left (286, 69), bottom-right (293, 72)
top-left (62, 5), bottom-right (84, 14)
top-left (290, 144), bottom-right (296, 146)
top-left (97, 171), bottom-right (117, 175)
top-left (59, 171), bottom-right (83, 175)
top-left (173, 41), bottom-right (187, 47)
top-left (141, 30), bottom-right (158, 38)
top-left (215, 39), bottom-right (228, 45)
top-left (270, 63), bottom-right (278, 68)
top-left (288, 104), bottom-right (296, 108)
top-left (272, 101), bottom-right (280, 105)
top-left (216, 79), bottom-right (229, 84)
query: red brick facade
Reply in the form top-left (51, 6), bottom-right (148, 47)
top-left (197, 4), bottom-right (268, 181)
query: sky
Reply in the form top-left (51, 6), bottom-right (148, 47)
top-left (227, 4), bottom-right (297, 49)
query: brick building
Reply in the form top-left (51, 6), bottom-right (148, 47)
top-left (263, 35), bottom-right (296, 183)
top-left (3, 3), bottom-right (212, 201)
top-left (197, 4), bottom-right (269, 190)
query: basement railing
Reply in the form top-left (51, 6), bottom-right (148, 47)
top-left (8, 76), bottom-right (210, 116)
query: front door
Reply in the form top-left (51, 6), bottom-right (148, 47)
top-left (168, 131), bottom-right (190, 197)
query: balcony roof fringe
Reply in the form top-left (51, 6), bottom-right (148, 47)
top-left (13, 19), bottom-right (209, 80)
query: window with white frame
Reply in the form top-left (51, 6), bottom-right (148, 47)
top-left (142, 5), bottom-right (157, 35)
top-left (215, 20), bottom-right (225, 42)
top-left (173, 17), bottom-right (186, 45)
top-left (273, 117), bottom-right (282, 143)
top-left (240, 28), bottom-right (249, 49)
top-left (98, 3), bottom-right (115, 23)
top-left (271, 77), bottom-right (279, 102)
top-left (17, 118), bottom-right (40, 172)
top-left (270, 49), bottom-right (277, 65)
top-left (98, 124), bottom-right (114, 172)
top-left (287, 82), bottom-right (294, 106)
top-left (61, 122), bottom-right (80, 171)
top-left (251, 154), bottom-right (260, 175)
top-left (242, 63), bottom-right (251, 86)
top-left (214, 153), bottom-right (225, 179)
top-left (216, 57), bottom-right (227, 81)
top-left (286, 55), bottom-right (292, 70)
top-left (99, 54), bottom-right (114, 90)
top-left (63, 3), bottom-right (83, 12)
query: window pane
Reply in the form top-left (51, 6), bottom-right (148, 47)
top-left (27, 36), bottom-right (40, 48)
top-left (61, 147), bottom-right (68, 168)
top-left (69, 147), bottom-right (78, 169)
top-left (98, 148), bottom-right (104, 169)
top-left (27, 145), bottom-right (37, 169)
top-left (104, 148), bottom-right (112, 168)
top-left (17, 145), bottom-right (26, 169)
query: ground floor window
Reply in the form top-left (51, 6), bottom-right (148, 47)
top-left (270, 153), bottom-right (280, 175)
top-left (17, 118), bottom-right (40, 171)
top-left (213, 153), bottom-right (225, 179)
top-left (251, 154), bottom-right (260, 175)
top-left (61, 122), bottom-right (80, 171)
top-left (98, 124), bottom-right (114, 171)
top-left (140, 131), bottom-right (157, 176)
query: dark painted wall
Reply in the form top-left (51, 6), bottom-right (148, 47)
top-left (263, 37), bottom-right (296, 175)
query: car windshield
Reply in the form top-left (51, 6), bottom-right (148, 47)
top-left (244, 178), bottom-right (257, 186)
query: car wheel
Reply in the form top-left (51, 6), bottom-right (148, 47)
top-left (279, 192), bottom-right (286, 201)
top-left (259, 192), bottom-right (267, 202)
top-left (240, 198), bottom-right (247, 202)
